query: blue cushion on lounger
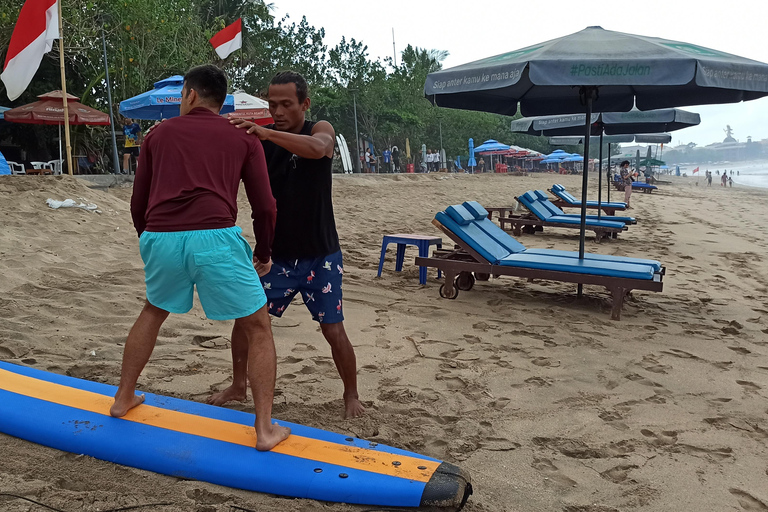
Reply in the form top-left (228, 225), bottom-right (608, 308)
top-left (553, 184), bottom-right (627, 208)
top-left (548, 215), bottom-right (625, 229)
top-left (435, 211), bottom-right (511, 264)
top-left (471, 217), bottom-right (528, 254)
top-left (523, 248), bottom-right (661, 272)
top-left (445, 204), bottom-right (475, 226)
top-left (517, 192), bottom-right (553, 221)
top-left (462, 201), bottom-right (489, 220)
top-left (498, 253), bottom-right (655, 280)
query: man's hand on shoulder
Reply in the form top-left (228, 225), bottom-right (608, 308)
top-left (230, 117), bottom-right (271, 141)
top-left (146, 119), bottom-right (165, 136)
top-left (253, 256), bottom-right (272, 277)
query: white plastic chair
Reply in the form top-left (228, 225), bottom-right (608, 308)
top-left (46, 160), bottom-right (62, 175)
top-left (8, 161), bottom-right (25, 175)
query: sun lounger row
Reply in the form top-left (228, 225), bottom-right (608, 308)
top-left (415, 201), bottom-right (664, 320)
top-left (497, 190), bottom-right (630, 241)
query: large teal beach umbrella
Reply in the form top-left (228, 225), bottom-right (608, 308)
top-left (425, 26), bottom-right (768, 269)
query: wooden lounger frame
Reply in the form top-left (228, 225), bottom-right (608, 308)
top-left (415, 219), bottom-right (664, 320)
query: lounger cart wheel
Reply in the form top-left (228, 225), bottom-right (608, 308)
top-left (439, 283), bottom-right (459, 299)
top-left (455, 272), bottom-right (475, 291)
top-left (475, 273), bottom-right (490, 281)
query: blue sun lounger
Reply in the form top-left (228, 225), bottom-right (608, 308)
top-left (531, 191), bottom-right (636, 225)
top-left (613, 176), bottom-right (659, 193)
top-left (548, 184), bottom-right (628, 215)
top-left (415, 201), bottom-right (664, 320)
top-left (498, 191), bottom-right (628, 241)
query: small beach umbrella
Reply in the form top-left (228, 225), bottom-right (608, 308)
top-left (119, 76), bottom-right (235, 120)
top-left (425, 25), bottom-right (768, 267)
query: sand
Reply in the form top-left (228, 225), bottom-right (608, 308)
top-left (1, 172), bottom-right (767, 512)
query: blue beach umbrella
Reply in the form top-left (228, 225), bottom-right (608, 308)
top-left (468, 138), bottom-right (477, 168)
top-left (119, 76), bottom-right (235, 120)
top-left (474, 139), bottom-right (510, 153)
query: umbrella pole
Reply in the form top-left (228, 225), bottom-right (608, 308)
top-left (101, 24), bottom-right (121, 175)
top-left (58, 123), bottom-right (62, 167)
top-left (57, 0), bottom-right (74, 176)
top-left (606, 143), bottom-right (611, 203)
top-left (597, 130), bottom-right (604, 220)
top-left (577, 87), bottom-right (595, 298)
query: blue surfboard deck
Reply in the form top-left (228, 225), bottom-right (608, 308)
top-left (0, 361), bottom-right (471, 510)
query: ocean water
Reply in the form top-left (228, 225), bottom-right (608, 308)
top-left (677, 160), bottom-right (768, 189)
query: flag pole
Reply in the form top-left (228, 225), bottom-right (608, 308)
top-left (57, 0), bottom-right (74, 176)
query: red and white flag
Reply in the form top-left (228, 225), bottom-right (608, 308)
top-left (1, 0), bottom-right (59, 101)
top-left (692, 167), bottom-right (699, 174)
top-left (209, 18), bottom-right (242, 60)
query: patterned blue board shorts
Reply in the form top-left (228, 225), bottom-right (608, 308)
top-left (261, 250), bottom-right (344, 324)
top-left (140, 227), bottom-right (267, 321)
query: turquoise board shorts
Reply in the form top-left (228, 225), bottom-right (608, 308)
top-left (139, 226), bottom-right (266, 321)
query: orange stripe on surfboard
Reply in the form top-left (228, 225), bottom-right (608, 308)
top-left (0, 368), bottom-right (438, 482)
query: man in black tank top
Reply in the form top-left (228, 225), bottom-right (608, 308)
top-left (209, 71), bottom-right (365, 419)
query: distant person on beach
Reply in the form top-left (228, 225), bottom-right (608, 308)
top-left (112, 65), bottom-right (290, 451)
top-left (706, 171), bottom-right (712, 186)
top-left (225, 70), bottom-right (365, 419)
top-left (365, 147), bottom-right (372, 172)
top-left (391, 145), bottom-right (400, 172)
top-left (382, 147), bottom-right (391, 173)
top-left (620, 160), bottom-right (632, 208)
top-left (728, 176), bottom-right (733, 187)
top-left (121, 117), bottom-right (142, 174)
top-left (721, 172), bottom-right (727, 187)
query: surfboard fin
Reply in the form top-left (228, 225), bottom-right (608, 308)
top-left (419, 461), bottom-right (473, 511)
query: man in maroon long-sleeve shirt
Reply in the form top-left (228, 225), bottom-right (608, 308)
top-left (111, 65), bottom-right (290, 451)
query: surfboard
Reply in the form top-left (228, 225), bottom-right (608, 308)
top-left (336, 134), bottom-right (353, 173)
top-left (0, 361), bottom-right (471, 510)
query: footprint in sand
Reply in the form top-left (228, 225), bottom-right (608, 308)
top-left (640, 429), bottom-right (678, 447)
top-left (530, 458), bottom-right (578, 487)
top-left (728, 346), bottom-right (751, 355)
top-left (600, 464), bottom-right (639, 484)
top-left (638, 355), bottom-right (671, 374)
top-left (292, 343), bottom-right (317, 353)
top-left (729, 488), bottom-right (768, 511)
top-left (736, 380), bottom-right (762, 392)
top-left (516, 376), bottom-right (552, 388)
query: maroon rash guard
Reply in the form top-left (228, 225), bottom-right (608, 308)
top-left (130, 107), bottom-right (276, 263)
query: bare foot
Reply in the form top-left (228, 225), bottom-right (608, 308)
top-left (255, 422), bottom-right (291, 451)
top-left (344, 396), bottom-right (365, 419)
top-left (206, 385), bottom-right (247, 406)
top-left (110, 392), bottom-right (145, 417)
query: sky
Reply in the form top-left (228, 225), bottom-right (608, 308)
top-left (272, 0), bottom-right (768, 148)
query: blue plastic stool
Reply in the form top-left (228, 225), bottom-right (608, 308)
top-left (377, 234), bottom-right (442, 285)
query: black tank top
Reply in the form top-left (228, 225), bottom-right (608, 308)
top-left (262, 120), bottom-right (340, 259)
